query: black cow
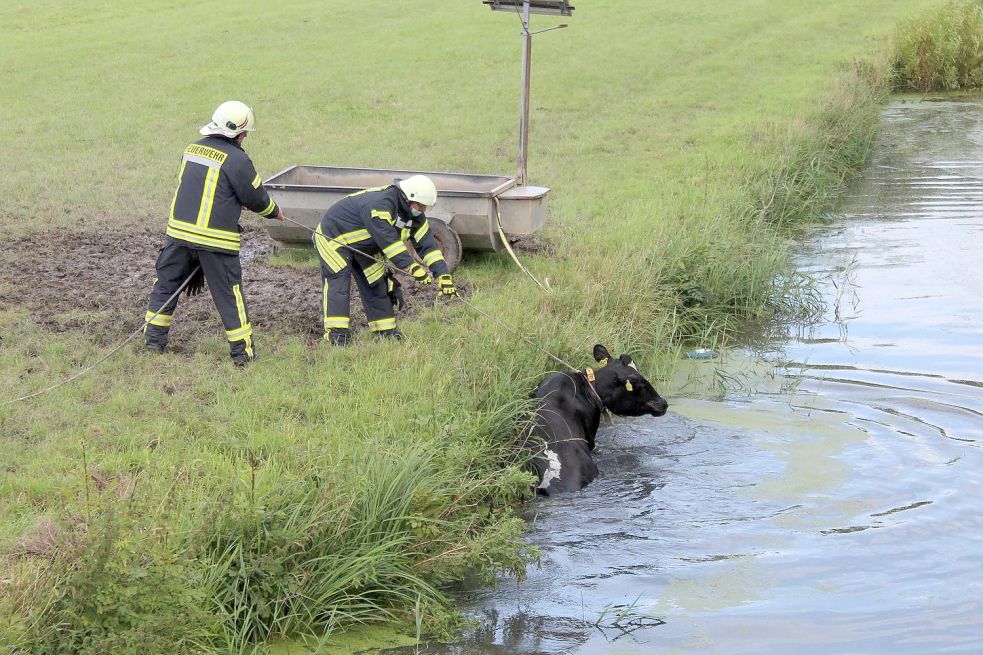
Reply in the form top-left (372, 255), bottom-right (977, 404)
top-left (525, 344), bottom-right (668, 496)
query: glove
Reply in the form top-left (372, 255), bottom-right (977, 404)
top-left (408, 262), bottom-right (432, 285)
top-left (437, 274), bottom-right (458, 297)
top-left (387, 275), bottom-right (404, 312)
top-left (185, 267), bottom-right (205, 297)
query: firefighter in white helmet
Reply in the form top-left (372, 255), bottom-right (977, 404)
top-left (314, 174), bottom-right (458, 346)
top-left (143, 100), bottom-right (284, 366)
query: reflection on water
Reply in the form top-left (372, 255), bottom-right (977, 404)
top-left (385, 99), bottom-right (983, 654)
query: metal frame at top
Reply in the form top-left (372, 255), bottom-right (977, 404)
top-left (483, 0), bottom-right (574, 17)
top-left (482, 0), bottom-right (574, 185)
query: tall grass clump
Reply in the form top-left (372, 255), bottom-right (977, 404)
top-left (200, 444), bottom-right (533, 650)
top-left (5, 436), bottom-right (535, 654)
top-left (894, 0), bottom-right (983, 91)
top-left (9, 508), bottom-right (223, 654)
top-left (755, 60), bottom-right (891, 232)
top-left (634, 59), bottom-right (891, 347)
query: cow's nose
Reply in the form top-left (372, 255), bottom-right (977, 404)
top-left (647, 399), bottom-right (668, 416)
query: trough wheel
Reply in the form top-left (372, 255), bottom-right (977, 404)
top-left (408, 217), bottom-right (462, 273)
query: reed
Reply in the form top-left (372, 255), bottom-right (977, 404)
top-left (893, 0), bottom-right (983, 91)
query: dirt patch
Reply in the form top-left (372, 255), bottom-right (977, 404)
top-left (11, 518), bottom-right (65, 559)
top-left (0, 225), bottom-right (448, 349)
top-left (508, 233), bottom-right (553, 258)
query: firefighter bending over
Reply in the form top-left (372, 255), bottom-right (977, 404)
top-left (315, 174), bottom-right (458, 346)
top-left (143, 100), bottom-right (284, 366)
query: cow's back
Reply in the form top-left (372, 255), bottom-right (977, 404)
top-left (525, 372), bottom-right (602, 495)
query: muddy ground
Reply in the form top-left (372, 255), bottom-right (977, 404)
top-left (0, 226), bottom-right (452, 351)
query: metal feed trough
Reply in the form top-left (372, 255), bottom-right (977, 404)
top-left (264, 1), bottom-right (571, 271)
top-left (263, 165), bottom-right (548, 271)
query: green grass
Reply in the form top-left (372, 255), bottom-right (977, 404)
top-left (893, 0), bottom-right (983, 91)
top-left (0, 0), bottom-right (950, 652)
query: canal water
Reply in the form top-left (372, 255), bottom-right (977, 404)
top-left (389, 98), bottom-right (983, 654)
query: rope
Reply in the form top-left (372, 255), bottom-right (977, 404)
top-left (452, 295), bottom-right (577, 371)
top-left (12, 216), bottom-right (601, 410)
top-left (283, 216), bottom-right (609, 410)
top-left (493, 196), bottom-right (550, 292)
top-left (10, 265), bottom-right (202, 404)
top-left (282, 216), bottom-right (579, 372)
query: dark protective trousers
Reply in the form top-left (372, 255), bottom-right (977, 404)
top-left (144, 240), bottom-right (255, 360)
top-left (319, 253), bottom-right (396, 338)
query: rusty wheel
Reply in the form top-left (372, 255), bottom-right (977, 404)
top-left (408, 218), bottom-right (462, 272)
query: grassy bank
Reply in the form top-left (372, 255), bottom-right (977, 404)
top-left (0, 1), bottom-right (944, 652)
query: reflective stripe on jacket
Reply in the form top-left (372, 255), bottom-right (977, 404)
top-left (165, 136), bottom-right (279, 254)
top-left (315, 185), bottom-right (449, 278)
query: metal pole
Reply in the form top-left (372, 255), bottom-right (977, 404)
top-left (517, 0), bottom-right (532, 186)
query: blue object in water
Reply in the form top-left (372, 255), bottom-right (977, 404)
top-left (686, 348), bottom-right (715, 359)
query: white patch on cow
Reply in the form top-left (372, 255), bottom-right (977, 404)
top-left (538, 449), bottom-right (562, 489)
top-left (627, 361), bottom-right (638, 371)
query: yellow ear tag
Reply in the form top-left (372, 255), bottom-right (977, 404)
top-left (599, 358), bottom-right (609, 367)
top-left (585, 367), bottom-right (596, 382)
top-left (625, 380), bottom-right (633, 392)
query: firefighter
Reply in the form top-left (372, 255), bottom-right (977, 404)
top-left (143, 100), bottom-right (284, 366)
top-left (314, 174), bottom-right (458, 346)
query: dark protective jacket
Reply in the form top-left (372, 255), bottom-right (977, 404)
top-left (165, 135), bottom-right (279, 254)
top-left (315, 185), bottom-right (449, 284)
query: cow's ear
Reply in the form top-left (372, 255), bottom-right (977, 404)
top-left (619, 354), bottom-right (637, 370)
top-left (593, 344), bottom-right (612, 363)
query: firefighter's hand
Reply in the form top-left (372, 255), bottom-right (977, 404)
top-left (437, 274), bottom-right (458, 297)
top-left (272, 207), bottom-right (285, 221)
top-left (387, 275), bottom-right (404, 312)
top-left (408, 262), bottom-right (432, 285)
top-left (185, 267), bottom-right (205, 297)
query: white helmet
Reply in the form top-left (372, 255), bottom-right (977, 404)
top-left (199, 100), bottom-right (256, 137)
top-left (397, 175), bottom-right (438, 208)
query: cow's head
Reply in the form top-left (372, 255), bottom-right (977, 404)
top-left (590, 344), bottom-right (668, 417)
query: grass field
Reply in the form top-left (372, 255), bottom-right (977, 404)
top-left (0, 0), bottom-right (947, 652)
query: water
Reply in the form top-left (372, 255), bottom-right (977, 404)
top-left (388, 99), bottom-right (983, 654)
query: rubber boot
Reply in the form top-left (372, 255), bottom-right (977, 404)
top-left (232, 354), bottom-right (256, 368)
top-left (144, 324), bottom-right (169, 353)
top-left (375, 328), bottom-right (403, 341)
top-left (327, 328), bottom-right (351, 347)
top-left (229, 336), bottom-right (256, 368)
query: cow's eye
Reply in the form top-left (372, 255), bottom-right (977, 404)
top-left (625, 380), bottom-right (633, 392)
